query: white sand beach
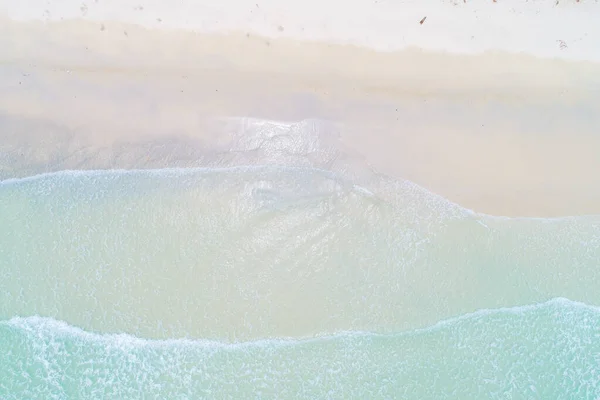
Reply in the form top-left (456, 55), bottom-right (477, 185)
top-left (3, 7), bottom-right (600, 396)
top-left (1, 0), bottom-right (600, 217)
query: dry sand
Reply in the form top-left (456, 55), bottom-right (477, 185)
top-left (1, 18), bottom-right (600, 217)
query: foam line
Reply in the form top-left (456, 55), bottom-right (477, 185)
top-left (2, 166), bottom-right (598, 221)
top-left (3, 297), bottom-right (598, 349)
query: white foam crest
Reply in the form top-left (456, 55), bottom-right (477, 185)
top-left (413, 297), bottom-right (600, 335)
top-left (0, 165), bottom-right (334, 186)
top-left (3, 297), bottom-right (598, 350)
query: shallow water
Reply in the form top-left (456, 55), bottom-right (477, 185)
top-left (1, 119), bottom-right (599, 399)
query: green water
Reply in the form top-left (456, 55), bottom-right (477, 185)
top-left (1, 168), bottom-right (599, 399)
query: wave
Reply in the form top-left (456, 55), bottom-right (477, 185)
top-left (1, 162), bottom-right (599, 340)
top-left (2, 165), bottom-right (599, 222)
top-left (1, 298), bottom-right (599, 399)
top-left (3, 297), bottom-right (598, 347)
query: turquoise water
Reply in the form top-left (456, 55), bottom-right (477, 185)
top-left (1, 166), bottom-right (599, 399)
top-left (1, 299), bottom-right (599, 399)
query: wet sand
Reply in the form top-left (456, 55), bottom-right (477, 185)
top-left (1, 18), bottom-right (600, 217)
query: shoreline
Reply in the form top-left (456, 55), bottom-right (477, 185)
top-left (1, 18), bottom-right (600, 217)
top-left (3, 168), bottom-right (600, 222)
